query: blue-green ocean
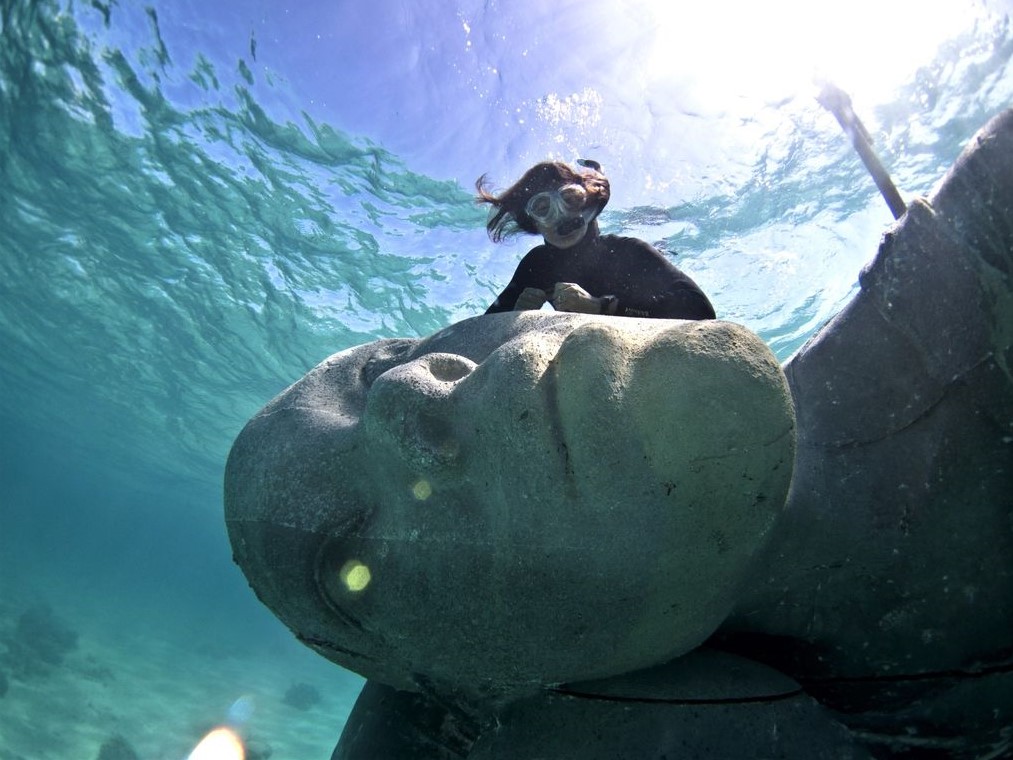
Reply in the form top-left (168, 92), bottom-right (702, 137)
top-left (1, 0), bottom-right (1011, 756)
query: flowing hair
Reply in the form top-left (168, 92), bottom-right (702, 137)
top-left (475, 161), bottom-right (609, 242)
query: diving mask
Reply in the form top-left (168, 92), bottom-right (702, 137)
top-left (525, 183), bottom-right (597, 248)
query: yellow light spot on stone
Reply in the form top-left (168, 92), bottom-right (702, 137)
top-left (340, 560), bottom-right (372, 592)
top-left (412, 478), bottom-right (433, 501)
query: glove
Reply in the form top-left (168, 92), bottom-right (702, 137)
top-left (551, 282), bottom-right (601, 314)
top-left (513, 287), bottom-right (549, 311)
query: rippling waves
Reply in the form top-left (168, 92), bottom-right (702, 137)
top-left (0, 1), bottom-right (1010, 487)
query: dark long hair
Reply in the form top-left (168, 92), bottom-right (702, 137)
top-left (475, 161), bottom-right (610, 242)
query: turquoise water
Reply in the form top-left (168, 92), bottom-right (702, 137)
top-left (1, 0), bottom-right (1011, 756)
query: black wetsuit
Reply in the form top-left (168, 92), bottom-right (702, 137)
top-left (486, 234), bottom-right (715, 319)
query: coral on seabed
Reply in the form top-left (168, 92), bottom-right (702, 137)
top-left (95, 735), bottom-right (139, 760)
top-left (1, 604), bottom-right (79, 678)
top-left (282, 682), bottom-right (322, 710)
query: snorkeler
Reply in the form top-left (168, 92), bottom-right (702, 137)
top-left (478, 160), bottom-right (715, 319)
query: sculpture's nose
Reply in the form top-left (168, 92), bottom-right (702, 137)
top-left (362, 352), bottom-right (477, 470)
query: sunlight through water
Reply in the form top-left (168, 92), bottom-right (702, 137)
top-left (186, 727), bottom-right (244, 760)
top-left (636, 0), bottom-right (985, 107)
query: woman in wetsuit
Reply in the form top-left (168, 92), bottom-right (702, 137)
top-left (477, 160), bottom-right (715, 320)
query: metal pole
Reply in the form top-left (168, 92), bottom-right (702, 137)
top-left (817, 81), bottom-right (907, 220)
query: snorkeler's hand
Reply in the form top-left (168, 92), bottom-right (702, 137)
top-left (551, 282), bottom-right (600, 314)
top-left (513, 287), bottom-right (549, 311)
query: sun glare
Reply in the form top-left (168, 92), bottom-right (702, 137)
top-left (636, 0), bottom-right (982, 108)
top-left (187, 727), bottom-right (245, 760)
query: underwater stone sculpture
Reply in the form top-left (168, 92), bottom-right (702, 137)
top-left (225, 316), bottom-right (795, 698)
top-left (225, 108), bottom-right (1012, 758)
top-left (714, 108), bottom-right (1013, 757)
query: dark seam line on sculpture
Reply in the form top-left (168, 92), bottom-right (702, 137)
top-left (297, 634), bottom-right (377, 663)
top-left (807, 351), bottom-right (996, 450)
top-left (542, 357), bottom-right (576, 487)
top-left (685, 425), bottom-right (795, 465)
top-left (549, 689), bottom-right (804, 706)
top-left (256, 404), bottom-right (359, 422)
top-left (797, 658), bottom-right (1013, 686)
top-left (847, 728), bottom-right (967, 750)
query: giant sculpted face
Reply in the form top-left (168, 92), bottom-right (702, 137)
top-left (225, 312), bottom-right (795, 699)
